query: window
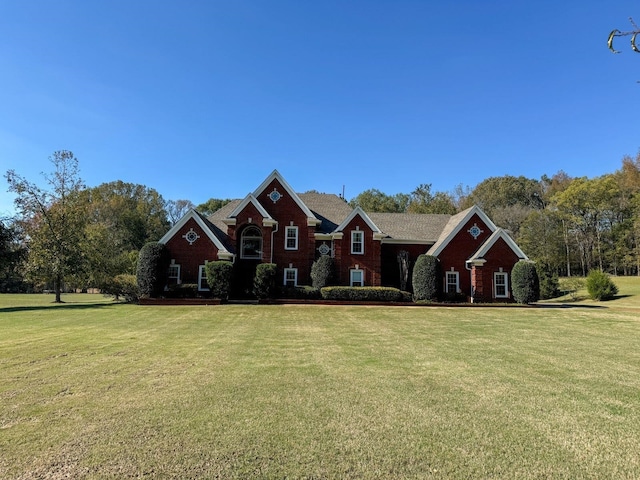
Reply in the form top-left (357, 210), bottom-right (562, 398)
top-left (350, 269), bottom-right (364, 287)
top-left (446, 271), bottom-right (459, 294)
top-left (198, 265), bottom-right (209, 291)
top-left (285, 226), bottom-right (298, 250)
top-left (351, 230), bottom-right (364, 254)
top-left (494, 271), bottom-right (508, 298)
top-left (168, 262), bottom-right (181, 284)
top-left (283, 268), bottom-right (298, 287)
top-left (241, 226), bottom-right (262, 259)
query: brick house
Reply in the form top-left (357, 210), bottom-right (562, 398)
top-left (159, 170), bottom-right (528, 301)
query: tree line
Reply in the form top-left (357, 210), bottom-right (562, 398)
top-left (1, 150), bottom-right (639, 298)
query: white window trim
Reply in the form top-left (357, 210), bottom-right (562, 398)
top-left (283, 267), bottom-right (298, 286)
top-left (285, 226), bottom-right (299, 250)
top-left (241, 226), bottom-right (262, 260)
top-left (445, 271), bottom-right (459, 294)
top-left (168, 263), bottom-right (181, 284)
top-left (351, 230), bottom-right (364, 255)
top-left (198, 265), bottom-right (210, 292)
top-left (494, 271), bottom-right (509, 298)
top-left (350, 269), bottom-right (364, 287)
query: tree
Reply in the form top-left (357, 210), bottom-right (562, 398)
top-left (349, 189), bottom-right (409, 213)
top-left (166, 199), bottom-right (195, 225)
top-left (608, 18), bottom-right (640, 54)
top-left (406, 184), bottom-right (457, 214)
top-left (196, 198), bottom-right (233, 216)
top-left (5, 151), bottom-right (86, 302)
top-left (79, 181), bottom-right (170, 290)
top-left (0, 217), bottom-right (28, 292)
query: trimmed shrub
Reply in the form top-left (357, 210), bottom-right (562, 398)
top-left (310, 255), bottom-right (335, 289)
top-left (511, 260), bottom-right (540, 304)
top-left (205, 261), bottom-right (234, 300)
top-left (136, 242), bottom-right (170, 298)
top-left (253, 263), bottom-right (277, 299)
top-left (101, 274), bottom-right (139, 303)
top-left (586, 270), bottom-right (618, 301)
top-left (320, 286), bottom-right (404, 302)
top-left (277, 285), bottom-right (321, 300)
top-left (412, 254), bottom-right (442, 302)
top-left (166, 283), bottom-right (198, 298)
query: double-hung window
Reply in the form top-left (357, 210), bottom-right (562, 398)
top-left (168, 262), bottom-right (181, 284)
top-left (446, 271), bottom-right (459, 294)
top-left (283, 268), bottom-right (298, 287)
top-left (350, 269), bottom-right (364, 287)
top-left (351, 230), bottom-right (364, 254)
top-left (285, 226), bottom-right (298, 250)
top-left (198, 265), bottom-right (209, 292)
top-left (494, 271), bottom-right (508, 298)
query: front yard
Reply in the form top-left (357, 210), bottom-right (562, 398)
top-left (1, 283), bottom-right (640, 478)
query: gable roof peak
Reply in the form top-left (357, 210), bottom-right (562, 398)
top-left (335, 205), bottom-right (383, 234)
top-left (252, 170), bottom-right (319, 223)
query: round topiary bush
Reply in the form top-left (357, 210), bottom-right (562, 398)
top-left (586, 270), bottom-right (618, 301)
top-left (311, 255), bottom-right (334, 289)
top-left (205, 260), bottom-right (234, 300)
top-left (412, 254), bottom-right (442, 302)
top-left (253, 263), bottom-right (277, 299)
top-left (511, 260), bottom-right (540, 304)
top-left (136, 242), bottom-right (170, 298)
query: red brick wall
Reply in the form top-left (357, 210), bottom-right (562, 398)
top-left (437, 213), bottom-right (493, 297)
top-left (476, 237), bottom-right (521, 302)
top-left (334, 216), bottom-right (381, 286)
top-left (164, 218), bottom-right (220, 285)
top-left (232, 179), bottom-right (317, 286)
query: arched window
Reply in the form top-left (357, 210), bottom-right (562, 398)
top-left (241, 226), bottom-right (262, 259)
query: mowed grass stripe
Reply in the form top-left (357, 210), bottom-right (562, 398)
top-left (1, 295), bottom-right (640, 478)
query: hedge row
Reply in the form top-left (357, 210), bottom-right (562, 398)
top-left (320, 286), bottom-right (409, 302)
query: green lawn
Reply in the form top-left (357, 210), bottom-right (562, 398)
top-left (2, 281), bottom-right (640, 479)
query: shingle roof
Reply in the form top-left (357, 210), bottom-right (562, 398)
top-left (298, 192), bottom-right (352, 233)
top-left (368, 212), bottom-right (451, 242)
top-left (204, 193), bottom-right (457, 248)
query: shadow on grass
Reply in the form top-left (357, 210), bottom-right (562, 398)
top-left (536, 302), bottom-right (607, 309)
top-left (0, 302), bottom-right (117, 314)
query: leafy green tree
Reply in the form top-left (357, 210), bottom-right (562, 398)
top-left (461, 175), bottom-right (545, 215)
top-left (196, 198), bottom-right (233, 216)
top-left (79, 181), bottom-right (170, 289)
top-left (0, 217), bottom-right (28, 292)
top-left (5, 150), bottom-right (86, 302)
top-left (406, 184), bottom-right (457, 214)
top-left (511, 261), bottom-right (540, 304)
top-left (552, 176), bottom-right (622, 274)
top-left (349, 189), bottom-right (409, 213)
top-left (518, 209), bottom-right (570, 275)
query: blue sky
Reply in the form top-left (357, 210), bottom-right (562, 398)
top-left (1, 0), bottom-right (639, 217)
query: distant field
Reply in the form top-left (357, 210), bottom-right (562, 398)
top-left (1, 278), bottom-right (640, 479)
